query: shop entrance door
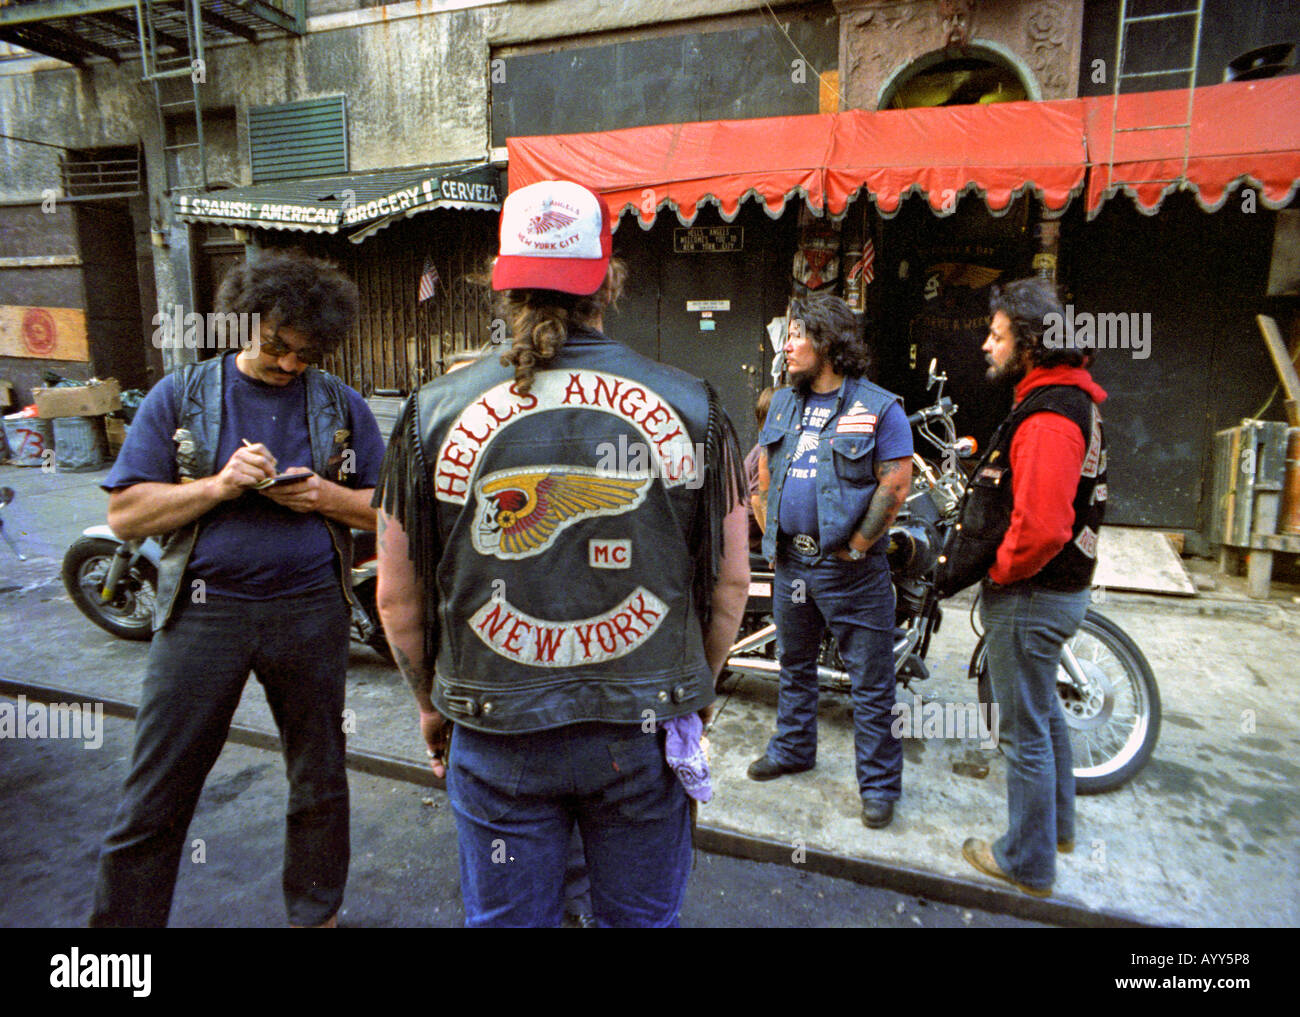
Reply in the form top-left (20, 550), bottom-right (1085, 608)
top-left (657, 245), bottom-right (770, 452)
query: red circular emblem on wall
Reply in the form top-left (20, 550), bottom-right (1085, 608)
top-left (22, 308), bottom-right (57, 356)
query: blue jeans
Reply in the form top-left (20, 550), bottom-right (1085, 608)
top-left (979, 582), bottom-right (1089, 890)
top-left (766, 552), bottom-right (901, 802)
top-left (90, 584), bottom-right (351, 927)
top-left (447, 721), bottom-right (692, 928)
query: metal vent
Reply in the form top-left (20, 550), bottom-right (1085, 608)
top-left (248, 96), bottom-right (348, 183)
top-left (60, 145), bottom-right (143, 200)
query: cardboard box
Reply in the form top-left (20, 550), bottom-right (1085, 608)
top-left (105, 417), bottom-right (128, 456)
top-left (34, 379), bottom-right (121, 419)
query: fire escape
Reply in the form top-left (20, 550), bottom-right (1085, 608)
top-left (0, 1), bottom-right (306, 199)
top-left (1106, 0), bottom-right (1206, 196)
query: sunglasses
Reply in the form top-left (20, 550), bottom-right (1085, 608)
top-left (258, 330), bottom-right (325, 365)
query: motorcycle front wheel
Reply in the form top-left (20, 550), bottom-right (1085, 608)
top-left (973, 609), bottom-right (1161, 794)
top-left (62, 537), bottom-right (157, 641)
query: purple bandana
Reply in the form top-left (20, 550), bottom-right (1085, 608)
top-left (663, 713), bottom-right (712, 803)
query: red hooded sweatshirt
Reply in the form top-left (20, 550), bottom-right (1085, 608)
top-left (989, 364), bottom-right (1108, 586)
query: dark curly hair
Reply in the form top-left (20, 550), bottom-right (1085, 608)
top-left (788, 293), bottom-right (871, 378)
top-left (497, 258), bottom-right (628, 394)
top-left (215, 249), bottom-right (358, 353)
top-left (988, 277), bottom-right (1089, 369)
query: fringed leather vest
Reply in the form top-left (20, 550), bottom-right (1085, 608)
top-left (376, 326), bottom-right (744, 734)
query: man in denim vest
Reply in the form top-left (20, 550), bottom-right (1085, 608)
top-left (749, 294), bottom-right (913, 829)
top-left (90, 252), bottom-right (385, 927)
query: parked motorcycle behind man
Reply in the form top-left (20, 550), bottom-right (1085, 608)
top-left (61, 522), bottom-right (390, 661)
top-left (725, 360), bottom-right (1161, 794)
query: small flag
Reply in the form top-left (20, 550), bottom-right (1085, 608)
top-left (848, 238), bottom-right (875, 285)
top-left (418, 256), bottom-right (439, 303)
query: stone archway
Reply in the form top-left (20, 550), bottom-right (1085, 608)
top-left (877, 42), bottom-right (1040, 109)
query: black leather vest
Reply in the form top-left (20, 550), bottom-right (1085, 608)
top-left (153, 354), bottom-right (357, 629)
top-left (940, 383), bottom-right (1107, 595)
top-left (377, 327), bottom-right (742, 734)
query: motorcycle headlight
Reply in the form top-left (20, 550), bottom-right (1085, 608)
top-left (886, 518), bottom-right (940, 580)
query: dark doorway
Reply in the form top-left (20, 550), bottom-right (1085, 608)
top-left (607, 203), bottom-right (796, 451)
top-left (73, 200), bottom-right (151, 390)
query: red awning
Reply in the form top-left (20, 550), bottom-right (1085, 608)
top-left (506, 115), bottom-right (836, 230)
top-left (505, 78), bottom-right (1300, 229)
top-left (825, 100), bottom-right (1087, 218)
top-left (506, 100), bottom-right (1086, 229)
top-left (1078, 77), bottom-right (1300, 219)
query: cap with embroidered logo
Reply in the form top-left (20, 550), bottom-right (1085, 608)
top-left (491, 179), bottom-right (612, 295)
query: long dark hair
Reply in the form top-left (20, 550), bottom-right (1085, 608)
top-left (216, 249), bottom-right (357, 352)
top-left (788, 293), bottom-right (871, 378)
top-left (988, 277), bottom-right (1089, 369)
top-left (497, 258), bottom-right (628, 393)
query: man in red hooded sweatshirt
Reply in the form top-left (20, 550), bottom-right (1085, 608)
top-left (959, 277), bottom-right (1108, 898)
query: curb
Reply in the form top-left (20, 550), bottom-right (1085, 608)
top-left (2, 677), bottom-right (1161, 928)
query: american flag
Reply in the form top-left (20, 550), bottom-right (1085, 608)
top-left (848, 238), bottom-right (875, 285)
top-left (418, 256), bottom-right (439, 303)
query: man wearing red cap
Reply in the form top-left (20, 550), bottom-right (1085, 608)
top-left (375, 179), bottom-right (750, 927)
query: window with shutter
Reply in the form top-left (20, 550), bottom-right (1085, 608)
top-left (248, 96), bottom-right (347, 183)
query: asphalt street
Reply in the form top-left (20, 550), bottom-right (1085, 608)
top-left (3, 462), bottom-right (1299, 932)
top-left (0, 706), bottom-right (1042, 929)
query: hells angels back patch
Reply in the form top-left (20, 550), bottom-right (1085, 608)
top-left (435, 370), bottom-right (697, 504)
top-left (472, 466), bottom-right (650, 560)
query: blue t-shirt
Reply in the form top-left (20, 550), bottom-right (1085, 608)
top-left (777, 390), bottom-right (912, 543)
top-left (103, 356), bottom-right (385, 599)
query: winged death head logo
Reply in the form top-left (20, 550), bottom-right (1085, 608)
top-left (472, 466), bottom-right (649, 559)
top-left (528, 209), bottom-right (578, 235)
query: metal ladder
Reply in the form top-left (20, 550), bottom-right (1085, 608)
top-left (135, 0), bottom-right (208, 193)
top-left (1107, 0), bottom-right (1206, 192)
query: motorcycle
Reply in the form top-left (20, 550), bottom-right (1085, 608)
top-left (724, 360), bottom-right (1161, 794)
top-left (61, 522), bottom-right (392, 662)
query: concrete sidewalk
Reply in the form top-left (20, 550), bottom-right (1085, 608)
top-left (1, 461), bottom-right (1297, 927)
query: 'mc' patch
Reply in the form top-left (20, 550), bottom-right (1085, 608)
top-left (589, 539), bottom-right (631, 568)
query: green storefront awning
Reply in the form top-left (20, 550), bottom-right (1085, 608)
top-left (173, 162), bottom-right (502, 242)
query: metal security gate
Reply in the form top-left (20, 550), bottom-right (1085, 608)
top-left (329, 209), bottom-right (497, 395)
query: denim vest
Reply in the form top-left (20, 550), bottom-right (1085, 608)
top-left (153, 354), bottom-right (358, 629)
top-left (759, 376), bottom-right (901, 561)
top-left (377, 327), bottom-right (743, 733)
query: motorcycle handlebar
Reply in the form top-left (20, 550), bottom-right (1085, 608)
top-left (906, 396), bottom-right (953, 426)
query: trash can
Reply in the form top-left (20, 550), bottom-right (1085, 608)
top-left (52, 416), bottom-right (107, 471)
top-left (2, 416), bottom-right (53, 467)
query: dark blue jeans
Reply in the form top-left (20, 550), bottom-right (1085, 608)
top-left (90, 584), bottom-right (351, 927)
top-left (979, 581), bottom-right (1089, 890)
top-left (766, 552), bottom-right (901, 802)
top-left (447, 721), bottom-right (692, 927)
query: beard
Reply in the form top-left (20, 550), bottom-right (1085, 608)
top-left (789, 354), bottom-right (827, 394)
top-left (985, 348), bottom-right (1027, 385)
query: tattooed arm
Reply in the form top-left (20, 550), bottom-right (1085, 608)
top-left (837, 457), bottom-right (912, 557)
top-left (753, 447), bottom-right (770, 533)
top-left (376, 508), bottom-right (449, 777)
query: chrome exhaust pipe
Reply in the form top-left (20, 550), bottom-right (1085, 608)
top-left (725, 655), bottom-right (846, 685)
